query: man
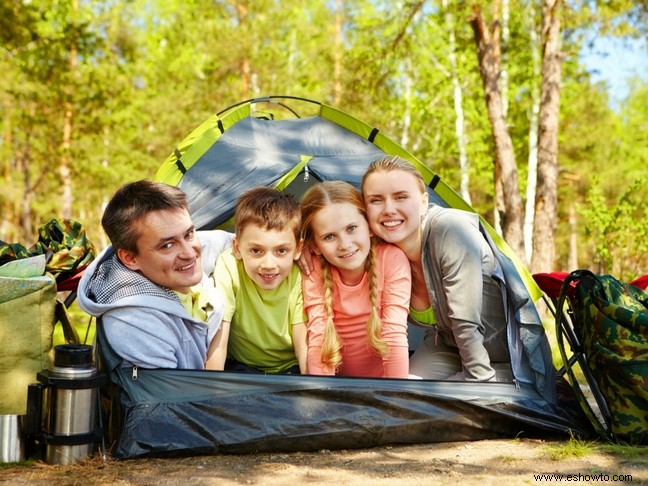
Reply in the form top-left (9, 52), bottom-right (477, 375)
top-left (78, 180), bottom-right (232, 369)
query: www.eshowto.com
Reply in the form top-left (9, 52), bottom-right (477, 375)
top-left (533, 472), bottom-right (633, 482)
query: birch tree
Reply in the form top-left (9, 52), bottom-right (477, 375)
top-left (523, 0), bottom-right (542, 264)
top-left (443, 0), bottom-right (472, 205)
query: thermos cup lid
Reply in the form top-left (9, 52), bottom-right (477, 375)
top-left (54, 344), bottom-right (94, 368)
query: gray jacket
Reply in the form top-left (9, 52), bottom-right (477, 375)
top-left (419, 205), bottom-right (507, 380)
top-left (78, 230), bottom-right (233, 369)
top-left (419, 205), bottom-right (553, 397)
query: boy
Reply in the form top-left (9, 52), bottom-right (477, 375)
top-left (206, 187), bottom-right (307, 374)
top-left (78, 180), bottom-right (233, 369)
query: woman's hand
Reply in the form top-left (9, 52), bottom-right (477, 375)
top-left (297, 244), bottom-right (316, 275)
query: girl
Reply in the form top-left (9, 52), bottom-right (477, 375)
top-left (361, 156), bottom-right (512, 381)
top-left (300, 181), bottom-right (411, 378)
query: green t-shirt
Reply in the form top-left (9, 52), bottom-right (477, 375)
top-left (409, 306), bottom-right (437, 326)
top-left (174, 287), bottom-right (208, 322)
top-left (214, 249), bottom-right (306, 373)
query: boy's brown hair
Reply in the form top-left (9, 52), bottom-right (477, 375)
top-left (234, 187), bottom-right (301, 243)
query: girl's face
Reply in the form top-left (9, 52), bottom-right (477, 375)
top-left (362, 170), bottom-right (428, 248)
top-left (310, 202), bottom-right (372, 285)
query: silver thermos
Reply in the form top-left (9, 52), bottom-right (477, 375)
top-left (27, 344), bottom-right (105, 465)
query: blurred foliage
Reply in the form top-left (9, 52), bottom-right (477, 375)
top-left (1, 0), bottom-right (646, 281)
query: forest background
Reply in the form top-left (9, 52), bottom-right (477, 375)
top-left (1, 0), bottom-right (646, 282)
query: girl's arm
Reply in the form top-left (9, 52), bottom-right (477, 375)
top-left (379, 245), bottom-right (411, 378)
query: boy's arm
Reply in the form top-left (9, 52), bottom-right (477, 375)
top-left (205, 320), bottom-right (230, 370)
top-left (292, 322), bottom-right (308, 374)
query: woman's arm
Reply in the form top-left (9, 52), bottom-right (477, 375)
top-left (435, 214), bottom-right (495, 381)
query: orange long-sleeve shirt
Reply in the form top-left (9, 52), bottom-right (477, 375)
top-left (303, 243), bottom-right (411, 378)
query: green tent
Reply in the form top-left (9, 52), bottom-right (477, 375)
top-left (98, 96), bottom-right (592, 459)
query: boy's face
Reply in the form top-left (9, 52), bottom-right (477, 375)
top-left (118, 208), bottom-right (202, 294)
top-left (233, 223), bottom-right (302, 291)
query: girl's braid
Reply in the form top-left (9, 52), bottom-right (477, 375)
top-left (320, 257), bottom-right (343, 371)
top-left (366, 239), bottom-right (388, 357)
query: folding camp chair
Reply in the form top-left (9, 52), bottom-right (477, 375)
top-left (630, 274), bottom-right (648, 291)
top-left (534, 271), bottom-right (648, 443)
top-left (533, 272), bottom-right (614, 440)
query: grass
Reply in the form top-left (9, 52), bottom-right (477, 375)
top-left (544, 435), bottom-right (648, 466)
top-left (0, 459), bottom-right (35, 470)
top-left (599, 443), bottom-right (648, 467)
top-left (545, 435), bottom-right (597, 461)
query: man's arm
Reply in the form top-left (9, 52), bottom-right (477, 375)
top-left (199, 230), bottom-right (234, 277)
top-left (103, 308), bottom-right (183, 369)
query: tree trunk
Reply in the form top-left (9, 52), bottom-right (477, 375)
top-left (333, 0), bottom-right (343, 106)
top-left (60, 0), bottom-right (78, 219)
top-left (530, 0), bottom-right (561, 274)
top-left (470, 5), bottom-right (526, 261)
top-left (1, 99), bottom-right (14, 241)
top-left (493, 0), bottom-right (509, 235)
top-left (444, 0), bottom-right (471, 205)
top-left (568, 202), bottom-right (578, 270)
top-left (500, 0), bottom-right (509, 118)
top-left (61, 100), bottom-right (74, 218)
top-left (400, 61), bottom-right (412, 149)
top-left (524, 2), bottom-right (542, 264)
top-left (233, 1), bottom-right (251, 97)
top-left (18, 139), bottom-right (33, 241)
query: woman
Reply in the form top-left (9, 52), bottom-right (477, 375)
top-left (360, 156), bottom-right (510, 381)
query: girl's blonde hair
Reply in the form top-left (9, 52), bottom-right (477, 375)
top-left (361, 155), bottom-right (426, 195)
top-left (301, 181), bottom-right (388, 372)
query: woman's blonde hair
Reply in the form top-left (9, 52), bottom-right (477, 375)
top-left (361, 155), bottom-right (426, 195)
top-left (301, 181), bottom-right (388, 372)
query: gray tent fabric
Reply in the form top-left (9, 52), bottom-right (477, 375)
top-left (98, 96), bottom-right (594, 459)
top-left (97, 321), bottom-right (593, 459)
top-left (178, 115), bottom-right (401, 230)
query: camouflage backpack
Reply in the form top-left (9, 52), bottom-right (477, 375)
top-left (0, 218), bottom-right (96, 282)
top-left (557, 269), bottom-right (648, 444)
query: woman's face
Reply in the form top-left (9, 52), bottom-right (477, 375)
top-left (362, 170), bottom-right (428, 247)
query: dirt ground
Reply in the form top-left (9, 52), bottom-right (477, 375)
top-left (2, 438), bottom-right (647, 485)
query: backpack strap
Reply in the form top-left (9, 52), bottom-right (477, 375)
top-left (555, 270), bottom-right (614, 441)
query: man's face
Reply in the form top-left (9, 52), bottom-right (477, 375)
top-left (233, 223), bottom-right (302, 291)
top-left (118, 208), bottom-right (202, 294)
